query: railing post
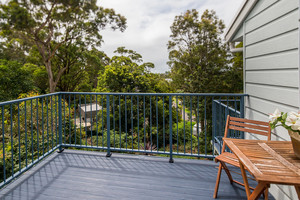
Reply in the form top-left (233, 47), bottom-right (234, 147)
top-left (58, 93), bottom-right (64, 153)
top-left (106, 95), bottom-right (112, 157)
top-left (240, 96), bottom-right (245, 139)
top-left (212, 98), bottom-right (216, 156)
top-left (169, 96), bottom-right (174, 163)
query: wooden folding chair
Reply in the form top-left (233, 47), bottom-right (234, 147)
top-left (213, 115), bottom-right (271, 199)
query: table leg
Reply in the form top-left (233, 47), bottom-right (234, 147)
top-left (249, 182), bottom-right (267, 200)
top-left (295, 185), bottom-right (300, 199)
top-left (240, 160), bottom-right (251, 198)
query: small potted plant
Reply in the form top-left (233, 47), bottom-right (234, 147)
top-left (269, 109), bottom-right (300, 159)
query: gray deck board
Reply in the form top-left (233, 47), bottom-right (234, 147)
top-left (0, 150), bottom-right (274, 200)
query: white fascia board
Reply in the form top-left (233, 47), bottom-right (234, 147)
top-left (224, 0), bottom-right (258, 43)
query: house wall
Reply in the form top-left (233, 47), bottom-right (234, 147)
top-left (238, 0), bottom-right (299, 199)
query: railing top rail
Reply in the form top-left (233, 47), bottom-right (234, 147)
top-left (213, 100), bottom-right (241, 114)
top-left (59, 92), bottom-right (249, 97)
top-left (0, 92), bottom-right (248, 106)
top-left (0, 92), bottom-right (60, 106)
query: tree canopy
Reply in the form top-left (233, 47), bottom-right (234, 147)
top-left (0, 0), bottom-right (127, 92)
top-left (97, 47), bottom-right (155, 93)
top-left (167, 9), bottom-right (231, 93)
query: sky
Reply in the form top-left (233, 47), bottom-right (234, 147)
top-left (99, 0), bottom-right (243, 73)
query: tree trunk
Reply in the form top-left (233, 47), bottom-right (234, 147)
top-left (45, 60), bottom-right (56, 93)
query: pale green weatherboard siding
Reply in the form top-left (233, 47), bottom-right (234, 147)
top-left (235, 0), bottom-right (299, 199)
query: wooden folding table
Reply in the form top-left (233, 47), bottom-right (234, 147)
top-left (223, 138), bottom-right (300, 200)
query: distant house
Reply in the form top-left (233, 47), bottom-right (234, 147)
top-left (225, 0), bottom-right (299, 199)
top-left (78, 103), bottom-right (102, 123)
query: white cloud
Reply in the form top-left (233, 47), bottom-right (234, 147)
top-left (99, 0), bottom-right (243, 73)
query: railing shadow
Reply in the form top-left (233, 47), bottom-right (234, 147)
top-left (0, 150), bottom-right (273, 200)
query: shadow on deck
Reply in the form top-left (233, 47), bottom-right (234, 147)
top-left (0, 150), bottom-right (273, 200)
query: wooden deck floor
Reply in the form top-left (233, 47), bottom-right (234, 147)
top-left (0, 150), bottom-right (274, 200)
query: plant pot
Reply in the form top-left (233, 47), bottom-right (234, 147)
top-left (288, 130), bottom-right (300, 159)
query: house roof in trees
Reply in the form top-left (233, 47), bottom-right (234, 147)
top-left (224, 0), bottom-right (258, 42)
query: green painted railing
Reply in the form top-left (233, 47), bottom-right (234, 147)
top-left (0, 92), bottom-right (247, 188)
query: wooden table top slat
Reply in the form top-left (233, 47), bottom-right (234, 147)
top-left (223, 138), bottom-right (300, 185)
top-left (258, 143), bottom-right (300, 176)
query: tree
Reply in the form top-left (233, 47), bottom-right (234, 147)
top-left (167, 9), bottom-right (230, 93)
top-left (0, 0), bottom-right (126, 92)
top-left (96, 47), bottom-right (155, 93)
top-left (54, 44), bottom-right (109, 92)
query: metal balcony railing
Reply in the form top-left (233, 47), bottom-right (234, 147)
top-left (0, 92), bottom-right (247, 188)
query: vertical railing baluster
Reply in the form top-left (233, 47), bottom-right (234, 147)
top-left (106, 95), bottom-right (111, 157)
top-left (85, 95), bottom-right (87, 146)
top-left (42, 98), bottom-right (44, 156)
top-left (74, 95), bottom-right (77, 145)
top-left (212, 97), bottom-right (215, 157)
top-left (36, 99), bottom-right (39, 160)
top-left (113, 96), bottom-right (115, 149)
top-left (240, 96), bottom-right (245, 139)
top-left (2, 106), bottom-right (6, 182)
top-left (131, 96), bottom-right (133, 150)
top-left (58, 94), bottom-right (63, 152)
top-left (125, 95), bottom-right (127, 149)
top-left (79, 96), bottom-right (82, 146)
top-left (150, 95), bottom-right (152, 152)
top-left (226, 96), bottom-right (229, 138)
top-left (183, 96), bottom-right (185, 154)
top-left (190, 96), bottom-right (192, 155)
top-left (46, 97), bottom-right (49, 151)
top-left (63, 94), bottom-right (66, 144)
top-left (68, 95), bottom-right (71, 145)
top-left (176, 96), bottom-right (179, 154)
top-left (25, 101), bottom-right (28, 167)
top-left (90, 95), bottom-right (92, 146)
top-left (143, 96), bottom-right (145, 151)
top-left (197, 96), bottom-right (199, 155)
top-left (18, 103), bottom-right (21, 171)
top-left (234, 96), bottom-right (237, 138)
top-left (156, 96), bottom-right (158, 152)
top-left (101, 96), bottom-right (104, 147)
top-left (137, 96), bottom-right (139, 151)
top-left (119, 96), bottom-right (121, 149)
top-left (55, 96), bottom-right (57, 146)
top-left (163, 96), bottom-right (165, 152)
top-left (169, 96), bottom-right (173, 163)
top-left (46, 98), bottom-right (49, 152)
top-left (204, 96), bottom-right (207, 155)
top-left (218, 96), bottom-right (222, 152)
top-left (95, 95), bottom-right (98, 147)
top-left (10, 105), bottom-right (13, 177)
top-left (30, 100), bottom-right (33, 164)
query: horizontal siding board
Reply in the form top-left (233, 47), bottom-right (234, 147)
top-left (245, 107), bottom-right (290, 141)
top-left (246, 69), bottom-right (299, 88)
top-left (245, 50), bottom-right (298, 70)
top-left (245, 0), bottom-right (298, 33)
top-left (245, 96), bottom-right (298, 117)
top-left (245, 30), bottom-right (298, 58)
top-left (246, 0), bottom-right (279, 20)
top-left (246, 10), bottom-right (298, 46)
top-left (245, 83), bottom-right (299, 107)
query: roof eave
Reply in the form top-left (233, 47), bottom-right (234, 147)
top-left (224, 0), bottom-right (259, 43)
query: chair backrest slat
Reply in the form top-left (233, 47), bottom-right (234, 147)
top-left (228, 125), bottom-right (269, 137)
top-left (221, 115), bottom-right (271, 153)
top-left (229, 121), bottom-right (269, 132)
top-left (230, 116), bottom-right (269, 126)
